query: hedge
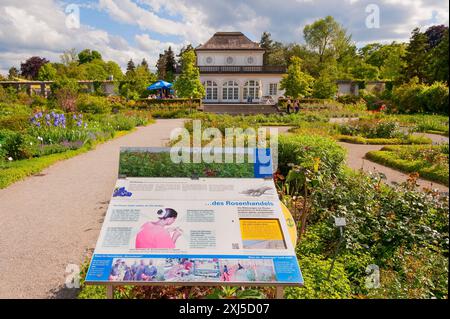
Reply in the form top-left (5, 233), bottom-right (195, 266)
top-left (336, 134), bottom-right (432, 145)
top-left (365, 149), bottom-right (449, 186)
top-left (136, 98), bottom-right (202, 109)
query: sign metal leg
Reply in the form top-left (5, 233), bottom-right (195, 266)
top-left (106, 285), bottom-right (114, 299)
top-left (275, 286), bottom-right (284, 299)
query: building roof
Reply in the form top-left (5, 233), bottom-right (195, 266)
top-left (196, 32), bottom-right (264, 51)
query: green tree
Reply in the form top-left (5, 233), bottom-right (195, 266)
top-left (427, 28), bottom-right (449, 83)
top-left (81, 60), bottom-right (108, 80)
top-left (156, 53), bottom-right (167, 80)
top-left (173, 49), bottom-right (205, 98)
top-left (312, 64), bottom-right (338, 98)
top-left (126, 59), bottom-right (136, 75)
top-left (165, 46), bottom-right (177, 82)
top-left (379, 43), bottom-right (407, 80)
top-left (303, 16), bottom-right (351, 63)
top-left (78, 49), bottom-right (102, 64)
top-left (8, 67), bottom-right (19, 80)
top-left (260, 31), bottom-right (274, 65)
top-left (105, 61), bottom-right (123, 81)
top-left (280, 56), bottom-right (314, 98)
top-left (37, 63), bottom-right (57, 81)
top-left (402, 28), bottom-right (429, 83)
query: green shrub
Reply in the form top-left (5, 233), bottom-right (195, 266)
top-left (76, 94), bottom-right (111, 114)
top-left (392, 81), bottom-right (449, 114)
top-left (278, 134), bottom-right (346, 177)
top-left (285, 254), bottom-right (352, 299)
top-left (0, 129), bottom-right (36, 160)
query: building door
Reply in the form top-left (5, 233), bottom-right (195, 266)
top-left (203, 81), bottom-right (218, 102)
top-left (222, 80), bottom-right (239, 103)
top-left (243, 80), bottom-right (260, 102)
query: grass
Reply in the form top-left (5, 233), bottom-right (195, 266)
top-left (366, 145), bottom-right (449, 186)
top-left (0, 130), bottom-right (132, 189)
top-left (336, 134), bottom-right (433, 145)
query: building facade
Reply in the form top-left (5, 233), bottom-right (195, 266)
top-left (195, 32), bottom-right (286, 104)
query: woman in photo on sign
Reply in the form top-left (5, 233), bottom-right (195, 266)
top-left (135, 208), bottom-right (182, 249)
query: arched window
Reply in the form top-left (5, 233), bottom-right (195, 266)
top-left (203, 80), bottom-right (218, 101)
top-left (243, 80), bottom-right (260, 100)
top-left (222, 80), bottom-right (239, 101)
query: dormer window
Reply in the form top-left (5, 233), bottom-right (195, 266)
top-left (226, 56), bottom-right (234, 65)
top-left (247, 57), bottom-right (254, 64)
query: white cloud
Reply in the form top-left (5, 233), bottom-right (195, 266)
top-left (0, 0), bottom-right (181, 74)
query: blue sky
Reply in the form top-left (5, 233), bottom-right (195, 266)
top-left (0, 0), bottom-right (448, 74)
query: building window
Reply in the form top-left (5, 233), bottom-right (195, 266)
top-left (243, 80), bottom-right (260, 100)
top-left (206, 56), bottom-right (213, 64)
top-left (226, 56), bottom-right (234, 65)
top-left (203, 81), bottom-right (218, 101)
top-left (247, 56), bottom-right (254, 64)
top-left (222, 80), bottom-right (239, 101)
top-left (269, 83), bottom-right (278, 96)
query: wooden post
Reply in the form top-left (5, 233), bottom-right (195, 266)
top-left (106, 285), bottom-right (114, 299)
top-left (275, 286), bottom-right (284, 299)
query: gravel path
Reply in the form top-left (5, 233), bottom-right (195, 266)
top-left (0, 119), bottom-right (185, 299)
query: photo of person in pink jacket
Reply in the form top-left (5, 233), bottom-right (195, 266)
top-left (135, 208), bottom-right (182, 249)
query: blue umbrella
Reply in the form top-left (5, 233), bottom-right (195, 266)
top-left (147, 80), bottom-right (173, 90)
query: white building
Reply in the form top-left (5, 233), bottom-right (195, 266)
top-left (195, 32), bottom-right (286, 104)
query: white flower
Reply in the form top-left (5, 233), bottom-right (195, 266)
top-left (30, 142), bottom-right (33, 146)
top-left (8, 157), bottom-right (13, 161)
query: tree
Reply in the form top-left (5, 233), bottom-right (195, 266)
top-left (20, 56), bottom-right (49, 80)
top-left (427, 28), bottom-right (449, 83)
top-left (165, 46), bottom-right (177, 82)
top-left (173, 49), bottom-right (205, 98)
top-left (126, 59), bottom-right (136, 75)
top-left (78, 49), bottom-right (102, 64)
top-left (60, 49), bottom-right (78, 66)
top-left (312, 64), bottom-right (338, 98)
top-left (156, 53), bottom-right (167, 80)
top-left (424, 25), bottom-right (448, 49)
top-left (140, 58), bottom-right (149, 72)
top-left (402, 28), bottom-right (429, 83)
top-left (280, 56), bottom-right (314, 98)
top-left (8, 67), bottom-right (19, 80)
top-left (303, 16), bottom-right (351, 63)
top-left (177, 44), bottom-right (194, 67)
top-left (81, 60), bottom-right (108, 80)
top-left (37, 63), bottom-right (57, 81)
top-left (350, 62), bottom-right (379, 80)
top-left (379, 43), bottom-right (407, 80)
top-left (105, 61), bottom-right (123, 81)
top-left (260, 31), bottom-right (274, 65)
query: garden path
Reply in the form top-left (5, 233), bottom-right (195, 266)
top-left (0, 119), bottom-right (185, 299)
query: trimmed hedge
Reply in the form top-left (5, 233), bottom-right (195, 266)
top-left (336, 134), bottom-right (432, 145)
top-left (366, 147), bottom-right (449, 186)
top-left (137, 98), bottom-right (202, 109)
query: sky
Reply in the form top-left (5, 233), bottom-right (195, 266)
top-left (0, 0), bottom-right (448, 74)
